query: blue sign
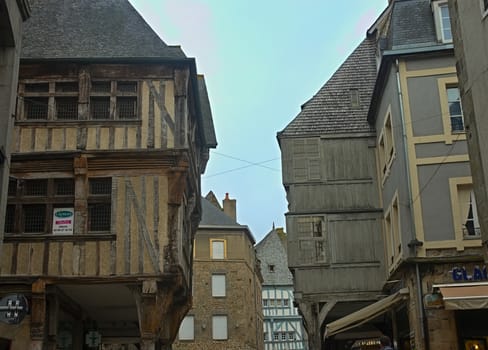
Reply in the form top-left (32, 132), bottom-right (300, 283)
top-left (452, 266), bottom-right (488, 281)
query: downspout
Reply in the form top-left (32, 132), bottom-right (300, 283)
top-left (395, 59), bottom-right (427, 349)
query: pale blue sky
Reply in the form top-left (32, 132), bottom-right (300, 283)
top-left (129, 0), bottom-right (387, 242)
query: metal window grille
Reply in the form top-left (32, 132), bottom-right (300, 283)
top-left (88, 203), bottom-right (111, 231)
top-left (4, 205), bottom-right (15, 233)
top-left (56, 97), bottom-right (78, 120)
top-left (91, 81), bottom-right (111, 93)
top-left (90, 97), bottom-right (111, 119)
top-left (25, 97), bottom-right (49, 120)
top-left (24, 179), bottom-right (48, 196)
top-left (117, 81), bottom-right (137, 93)
top-left (24, 83), bottom-right (49, 93)
top-left (55, 82), bottom-right (79, 93)
top-left (117, 97), bottom-right (137, 119)
top-left (89, 178), bottom-right (112, 195)
top-left (55, 179), bottom-right (75, 196)
top-left (23, 204), bottom-right (46, 233)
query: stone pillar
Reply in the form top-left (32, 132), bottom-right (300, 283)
top-left (425, 309), bottom-right (458, 350)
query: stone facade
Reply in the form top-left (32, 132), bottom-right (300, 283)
top-left (174, 193), bottom-right (264, 350)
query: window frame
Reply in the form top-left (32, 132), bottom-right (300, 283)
top-left (482, 0), bottom-right (488, 18)
top-left (210, 239), bottom-right (226, 259)
top-left (5, 178), bottom-right (75, 235)
top-left (212, 315), bottom-right (228, 340)
top-left (432, 1), bottom-right (453, 43)
top-left (296, 215), bottom-right (327, 265)
top-left (378, 106), bottom-right (395, 183)
top-left (87, 178), bottom-right (112, 233)
top-left (438, 77), bottom-right (466, 144)
top-left (211, 274), bottom-right (226, 297)
top-left (178, 315), bottom-right (195, 341)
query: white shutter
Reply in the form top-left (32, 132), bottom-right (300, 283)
top-left (212, 241), bottom-right (224, 259)
top-left (212, 274), bottom-right (226, 297)
top-left (178, 315), bottom-right (194, 340)
top-left (212, 315), bottom-right (228, 340)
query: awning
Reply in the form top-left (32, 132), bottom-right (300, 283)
top-left (325, 288), bottom-right (409, 338)
top-left (435, 282), bottom-right (488, 310)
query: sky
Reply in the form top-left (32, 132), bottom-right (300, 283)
top-left (128, 0), bottom-right (388, 242)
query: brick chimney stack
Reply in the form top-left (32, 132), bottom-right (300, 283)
top-left (222, 193), bottom-right (236, 221)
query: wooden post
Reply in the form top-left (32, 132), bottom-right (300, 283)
top-left (30, 279), bottom-right (46, 349)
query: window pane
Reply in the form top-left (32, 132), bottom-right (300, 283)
top-left (178, 316), bottom-right (194, 340)
top-left (4, 205), bottom-right (15, 233)
top-left (25, 97), bottom-right (49, 120)
top-left (449, 102), bottom-right (461, 116)
top-left (88, 203), bottom-right (111, 232)
top-left (117, 81), bottom-right (137, 93)
top-left (212, 241), bottom-right (224, 259)
top-left (89, 178), bottom-right (112, 195)
top-left (8, 179), bottom-right (17, 196)
top-left (23, 205), bottom-right (46, 233)
top-left (55, 179), bottom-right (75, 196)
top-left (24, 179), bottom-right (48, 196)
top-left (25, 83), bottom-right (49, 93)
top-left (56, 97), bottom-right (78, 120)
top-left (447, 87), bottom-right (460, 101)
top-left (90, 97), bottom-right (111, 119)
top-left (117, 97), bottom-right (137, 119)
top-left (451, 116), bottom-right (464, 132)
top-left (212, 275), bottom-right (226, 297)
top-left (91, 81), bottom-right (111, 93)
top-left (56, 82), bottom-right (78, 93)
top-left (212, 316), bottom-right (227, 340)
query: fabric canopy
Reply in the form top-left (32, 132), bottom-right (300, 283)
top-left (325, 288), bottom-right (409, 338)
top-left (438, 283), bottom-right (488, 310)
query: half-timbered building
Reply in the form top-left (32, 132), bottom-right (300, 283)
top-left (0, 1), bottom-right (216, 349)
top-left (256, 227), bottom-right (308, 350)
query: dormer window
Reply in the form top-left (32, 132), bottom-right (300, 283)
top-left (432, 1), bottom-right (452, 43)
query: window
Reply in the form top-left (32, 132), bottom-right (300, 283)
top-left (212, 274), bottom-right (226, 297)
top-left (281, 332), bottom-right (287, 341)
top-left (458, 186), bottom-right (480, 237)
top-left (292, 139), bottom-right (320, 182)
top-left (178, 315), bottom-right (194, 341)
top-left (268, 264), bottom-right (275, 272)
top-left (5, 178), bottom-right (74, 234)
top-left (88, 178), bottom-right (112, 232)
top-left (350, 88), bottom-right (360, 108)
top-left (90, 81), bottom-right (138, 120)
top-left (263, 299), bottom-right (268, 307)
top-left (378, 109), bottom-right (395, 179)
top-left (385, 194), bottom-right (401, 266)
top-left (211, 240), bottom-right (225, 259)
top-left (283, 299), bottom-right (289, 307)
top-left (273, 333), bottom-right (279, 341)
top-left (447, 86), bottom-right (464, 132)
top-left (288, 332), bottom-right (295, 340)
top-left (212, 315), bottom-right (228, 340)
top-left (264, 332), bottom-right (268, 341)
top-left (296, 216), bottom-right (327, 264)
top-left (438, 3), bottom-right (452, 42)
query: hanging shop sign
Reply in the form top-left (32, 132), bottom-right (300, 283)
top-left (451, 266), bottom-right (488, 281)
top-left (0, 294), bottom-right (28, 325)
top-left (52, 208), bottom-right (74, 235)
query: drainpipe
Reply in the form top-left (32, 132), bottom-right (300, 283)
top-left (395, 59), bottom-right (427, 349)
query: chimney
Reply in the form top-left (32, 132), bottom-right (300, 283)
top-left (222, 193), bottom-right (236, 221)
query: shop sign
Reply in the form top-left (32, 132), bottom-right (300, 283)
top-left (451, 266), bottom-right (488, 281)
top-left (52, 208), bottom-right (74, 235)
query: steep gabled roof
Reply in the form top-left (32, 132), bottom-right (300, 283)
top-left (200, 197), bottom-right (240, 227)
top-left (198, 76), bottom-right (218, 148)
top-left (21, 0), bottom-right (186, 60)
top-left (278, 38), bottom-right (377, 138)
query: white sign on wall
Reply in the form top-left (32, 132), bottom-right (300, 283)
top-left (52, 208), bottom-right (74, 235)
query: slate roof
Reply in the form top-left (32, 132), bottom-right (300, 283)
top-left (197, 76), bottom-right (218, 148)
top-left (278, 38), bottom-right (377, 138)
top-left (21, 0), bottom-right (186, 59)
top-left (255, 228), bottom-right (293, 286)
top-left (388, 0), bottom-right (438, 50)
top-left (200, 197), bottom-right (241, 227)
